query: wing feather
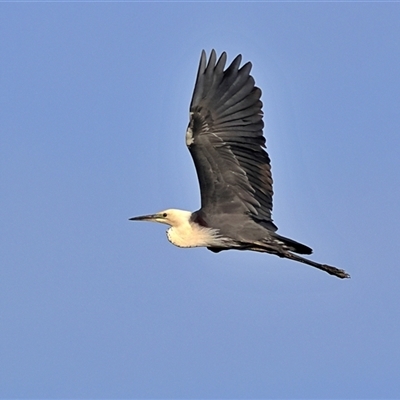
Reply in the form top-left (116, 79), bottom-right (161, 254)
top-left (187, 50), bottom-right (276, 229)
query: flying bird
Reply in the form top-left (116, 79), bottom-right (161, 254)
top-left (130, 50), bottom-right (350, 279)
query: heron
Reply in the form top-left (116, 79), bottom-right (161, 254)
top-left (130, 50), bottom-right (350, 279)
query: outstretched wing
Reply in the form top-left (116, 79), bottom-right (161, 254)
top-left (187, 49), bottom-right (276, 229)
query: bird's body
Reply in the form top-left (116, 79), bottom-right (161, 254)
top-left (130, 50), bottom-right (350, 279)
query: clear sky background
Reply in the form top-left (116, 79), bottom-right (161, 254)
top-left (1, 2), bottom-right (400, 398)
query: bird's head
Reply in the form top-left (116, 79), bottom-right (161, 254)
top-left (129, 209), bottom-right (192, 227)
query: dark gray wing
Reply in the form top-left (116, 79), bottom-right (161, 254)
top-left (187, 49), bottom-right (276, 230)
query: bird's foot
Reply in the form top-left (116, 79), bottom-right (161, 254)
top-left (323, 264), bottom-right (351, 279)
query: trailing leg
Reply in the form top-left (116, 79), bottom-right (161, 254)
top-left (282, 251), bottom-right (350, 279)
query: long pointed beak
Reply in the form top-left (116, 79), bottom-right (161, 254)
top-left (129, 214), bottom-right (158, 222)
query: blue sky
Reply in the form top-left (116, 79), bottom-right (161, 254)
top-left (1, 3), bottom-right (400, 398)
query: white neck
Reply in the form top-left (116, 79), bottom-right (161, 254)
top-left (166, 216), bottom-right (220, 248)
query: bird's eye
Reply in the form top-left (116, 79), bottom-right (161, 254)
top-left (162, 213), bottom-right (167, 217)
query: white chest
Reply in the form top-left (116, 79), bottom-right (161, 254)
top-left (166, 224), bottom-right (219, 248)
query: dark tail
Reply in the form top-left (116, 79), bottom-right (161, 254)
top-left (271, 234), bottom-right (350, 278)
top-left (207, 233), bottom-right (350, 278)
top-left (272, 233), bottom-right (313, 255)
top-left (245, 234), bottom-right (350, 279)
